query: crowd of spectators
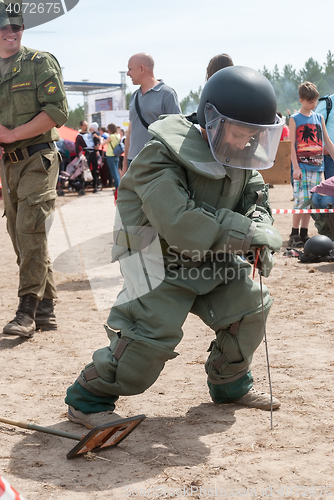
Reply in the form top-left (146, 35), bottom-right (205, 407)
top-left (56, 120), bottom-right (127, 193)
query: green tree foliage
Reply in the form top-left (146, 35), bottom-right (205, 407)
top-left (180, 86), bottom-right (202, 114)
top-left (65, 104), bottom-right (84, 129)
top-left (261, 50), bottom-right (334, 119)
top-left (180, 51), bottom-right (334, 122)
top-left (324, 50), bottom-right (334, 91)
top-left (299, 58), bottom-right (323, 85)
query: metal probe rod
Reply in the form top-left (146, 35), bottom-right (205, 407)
top-left (0, 417), bottom-right (81, 441)
top-left (259, 273), bottom-right (274, 430)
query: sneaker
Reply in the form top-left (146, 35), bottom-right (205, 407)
top-left (67, 406), bottom-right (124, 430)
top-left (232, 387), bottom-right (280, 411)
top-left (288, 234), bottom-right (304, 248)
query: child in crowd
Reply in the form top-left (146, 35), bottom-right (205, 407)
top-left (289, 82), bottom-right (334, 247)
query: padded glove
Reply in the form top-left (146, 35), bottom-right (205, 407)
top-left (258, 247), bottom-right (275, 277)
top-left (250, 224), bottom-right (282, 252)
top-left (246, 246), bottom-right (275, 278)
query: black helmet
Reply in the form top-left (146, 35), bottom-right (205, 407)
top-left (197, 66), bottom-right (277, 128)
top-left (196, 66), bottom-right (283, 171)
top-left (304, 235), bottom-right (334, 257)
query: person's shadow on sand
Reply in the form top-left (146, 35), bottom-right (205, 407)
top-left (3, 403), bottom-right (237, 493)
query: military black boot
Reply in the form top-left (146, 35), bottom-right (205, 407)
top-left (35, 298), bottom-right (57, 331)
top-left (3, 295), bottom-right (39, 338)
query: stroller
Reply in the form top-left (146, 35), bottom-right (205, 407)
top-left (57, 153), bottom-right (93, 196)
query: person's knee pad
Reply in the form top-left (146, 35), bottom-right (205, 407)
top-left (80, 329), bottom-right (178, 397)
top-left (206, 296), bottom-right (272, 382)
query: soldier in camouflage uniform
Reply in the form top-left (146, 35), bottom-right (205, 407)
top-left (0, 1), bottom-right (68, 338)
top-left (65, 67), bottom-right (284, 429)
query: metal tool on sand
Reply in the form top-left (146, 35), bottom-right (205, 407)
top-left (0, 414), bottom-right (146, 459)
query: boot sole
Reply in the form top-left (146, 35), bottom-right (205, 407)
top-left (35, 324), bottom-right (58, 331)
top-left (234, 401), bottom-right (280, 410)
top-left (2, 328), bottom-right (34, 338)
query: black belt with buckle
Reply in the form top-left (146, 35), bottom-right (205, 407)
top-left (5, 142), bottom-right (54, 163)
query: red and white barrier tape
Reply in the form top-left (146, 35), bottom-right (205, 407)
top-left (0, 476), bottom-right (26, 500)
top-left (272, 208), bottom-right (334, 214)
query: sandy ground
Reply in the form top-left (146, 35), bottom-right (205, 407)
top-left (1, 184), bottom-right (334, 500)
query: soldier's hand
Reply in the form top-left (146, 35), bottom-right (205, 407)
top-left (246, 246), bottom-right (275, 278)
top-left (0, 124), bottom-right (14, 144)
top-left (258, 247), bottom-right (275, 277)
top-left (250, 223), bottom-right (282, 252)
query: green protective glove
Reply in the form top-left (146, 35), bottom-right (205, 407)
top-left (245, 246), bottom-right (275, 277)
top-left (250, 223), bottom-right (282, 252)
top-left (258, 247), bottom-right (275, 277)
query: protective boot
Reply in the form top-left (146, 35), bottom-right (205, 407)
top-left (232, 387), bottom-right (280, 410)
top-left (3, 295), bottom-right (39, 338)
top-left (35, 298), bottom-right (57, 331)
top-left (67, 406), bottom-right (124, 430)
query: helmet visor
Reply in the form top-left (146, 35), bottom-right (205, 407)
top-left (204, 103), bottom-right (284, 170)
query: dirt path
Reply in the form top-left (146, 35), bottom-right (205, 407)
top-left (1, 185), bottom-right (334, 500)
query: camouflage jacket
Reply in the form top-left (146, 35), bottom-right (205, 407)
top-left (0, 45), bottom-right (68, 152)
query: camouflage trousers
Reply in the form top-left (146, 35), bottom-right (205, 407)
top-left (0, 146), bottom-right (59, 300)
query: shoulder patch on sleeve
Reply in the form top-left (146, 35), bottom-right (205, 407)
top-left (44, 80), bottom-right (59, 95)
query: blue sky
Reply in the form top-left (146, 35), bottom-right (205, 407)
top-left (23, 0), bottom-right (334, 111)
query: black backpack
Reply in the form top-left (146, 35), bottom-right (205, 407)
top-left (318, 95), bottom-right (333, 124)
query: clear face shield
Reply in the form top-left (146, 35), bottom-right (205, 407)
top-left (204, 103), bottom-right (284, 170)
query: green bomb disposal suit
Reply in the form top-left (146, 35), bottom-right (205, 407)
top-left (66, 114), bottom-right (281, 412)
top-left (0, 46), bottom-right (68, 300)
